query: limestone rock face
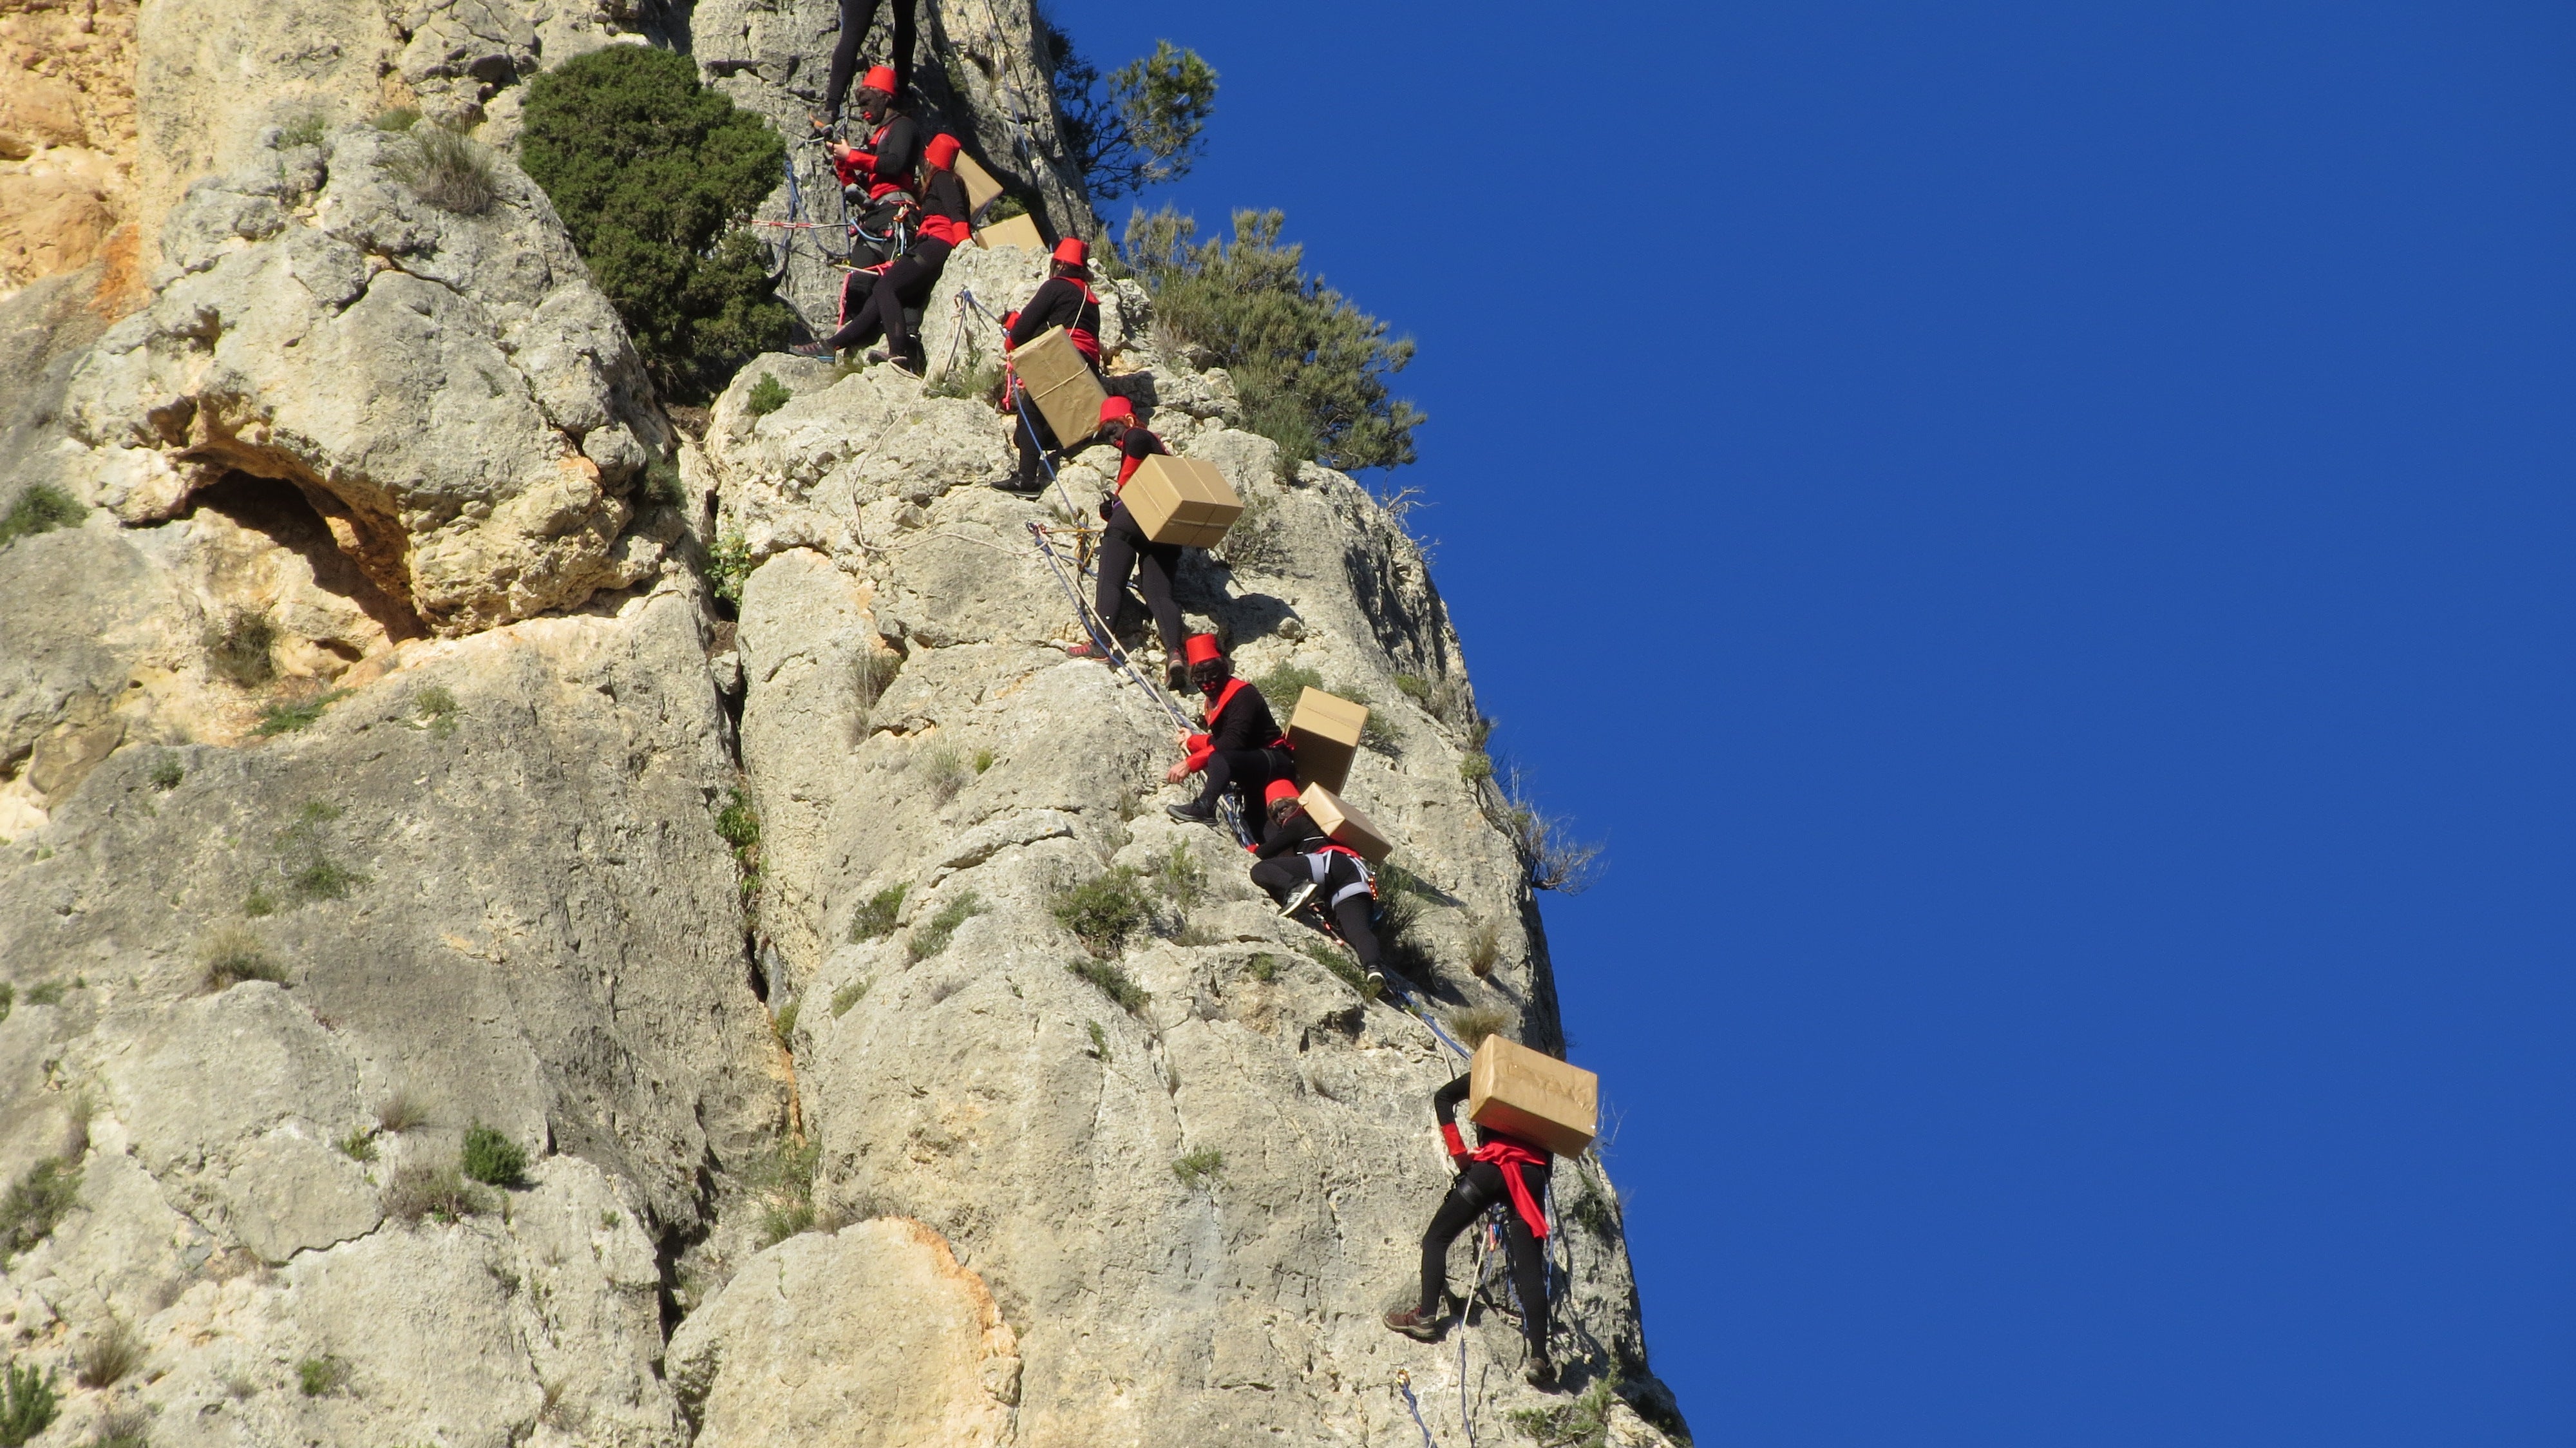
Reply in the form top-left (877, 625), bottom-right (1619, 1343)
top-left (0, 0), bottom-right (139, 299)
top-left (62, 122), bottom-right (671, 634)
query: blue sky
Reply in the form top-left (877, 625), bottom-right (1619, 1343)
top-left (1049, 3), bottom-right (2575, 1440)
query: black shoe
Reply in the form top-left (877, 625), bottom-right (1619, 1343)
top-left (1165, 663), bottom-right (1189, 693)
top-left (1383, 1306), bottom-right (1444, 1342)
top-left (863, 347), bottom-right (891, 364)
top-left (989, 476), bottom-right (1045, 494)
top-left (889, 352), bottom-right (924, 377)
top-left (1166, 803), bottom-right (1215, 824)
top-left (790, 342), bottom-right (834, 358)
top-left (1524, 1357), bottom-right (1560, 1393)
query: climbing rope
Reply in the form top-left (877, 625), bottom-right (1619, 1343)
top-left (1394, 1369), bottom-right (1443, 1448)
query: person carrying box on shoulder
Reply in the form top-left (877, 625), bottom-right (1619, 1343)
top-left (994, 238), bottom-right (1104, 493)
top-left (1064, 396), bottom-right (1188, 689)
top-left (794, 131), bottom-right (971, 374)
top-left (1245, 777), bottom-right (1385, 993)
top-left (1384, 1071), bottom-right (1562, 1392)
top-left (1164, 634), bottom-right (1294, 826)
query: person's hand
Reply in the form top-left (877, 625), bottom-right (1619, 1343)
top-left (1164, 761), bottom-right (1191, 785)
top-left (1098, 498), bottom-right (1113, 520)
top-left (1173, 730), bottom-right (1191, 750)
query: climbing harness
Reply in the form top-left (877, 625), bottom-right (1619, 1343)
top-left (1394, 1369), bottom-right (1442, 1448)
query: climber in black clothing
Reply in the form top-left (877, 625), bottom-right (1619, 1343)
top-left (817, 65), bottom-right (918, 266)
top-left (1385, 1072), bottom-right (1561, 1392)
top-left (1246, 778), bottom-right (1385, 992)
top-left (1165, 635), bottom-right (1294, 825)
top-left (819, 0), bottom-right (916, 127)
top-left (998, 238), bottom-right (1105, 490)
top-left (795, 133), bottom-right (971, 372)
top-left (1060, 395), bottom-right (1189, 685)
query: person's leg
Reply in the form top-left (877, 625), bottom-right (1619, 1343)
top-left (1134, 538), bottom-right (1187, 658)
top-left (1330, 887), bottom-right (1383, 973)
top-left (878, 240), bottom-right (948, 362)
top-left (890, 0), bottom-right (917, 99)
top-left (1247, 855), bottom-right (1303, 904)
top-left (824, 0), bottom-right (882, 120)
top-left (1418, 1164), bottom-right (1504, 1315)
top-left (1191, 749), bottom-right (1245, 812)
top-left (1095, 522), bottom-right (1139, 630)
top-left (1499, 1170), bottom-right (1553, 1358)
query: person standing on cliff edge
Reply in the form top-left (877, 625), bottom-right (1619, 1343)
top-left (1164, 635), bottom-right (1294, 825)
top-left (817, 0), bottom-right (917, 129)
top-left (1385, 1071), bottom-right (1562, 1391)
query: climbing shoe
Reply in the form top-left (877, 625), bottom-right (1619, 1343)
top-left (1166, 663), bottom-right (1190, 693)
top-left (1382, 1307), bottom-right (1443, 1343)
top-left (1165, 802), bottom-right (1215, 824)
top-left (1524, 1357), bottom-right (1560, 1393)
top-left (1067, 641), bottom-right (1105, 660)
top-left (888, 350), bottom-right (925, 377)
top-left (1365, 969), bottom-right (1387, 996)
top-left (989, 476), bottom-right (1045, 495)
top-left (1277, 881), bottom-right (1320, 919)
top-left (789, 341), bottom-right (835, 358)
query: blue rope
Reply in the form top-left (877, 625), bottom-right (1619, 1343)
top-left (1395, 1369), bottom-right (1442, 1448)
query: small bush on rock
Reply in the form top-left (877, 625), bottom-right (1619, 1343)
top-left (0, 1356), bottom-right (57, 1447)
top-left (1053, 867), bottom-right (1152, 956)
top-left (706, 531), bottom-right (753, 607)
top-left (0, 1157), bottom-right (82, 1265)
top-left (519, 46), bottom-right (789, 401)
top-left (148, 755), bottom-right (185, 790)
top-left (848, 884), bottom-right (906, 942)
top-left (1507, 1374), bottom-right (1619, 1448)
top-left (1068, 958), bottom-right (1148, 1015)
top-left (388, 124), bottom-right (497, 213)
top-left (745, 372), bottom-right (791, 417)
top-left (922, 745), bottom-right (969, 803)
top-left (375, 1089), bottom-right (430, 1134)
top-left (909, 890), bottom-right (985, 963)
top-left (831, 978), bottom-right (872, 1016)
top-left (204, 607), bottom-right (278, 688)
top-left (0, 483), bottom-right (82, 549)
top-left (1171, 1147), bottom-right (1224, 1190)
top-left (384, 1163), bottom-right (484, 1224)
top-left (1444, 1006), bottom-right (1512, 1052)
top-left (202, 926), bottom-right (287, 989)
top-left (253, 689), bottom-right (352, 736)
top-left (72, 1320), bottom-right (141, 1390)
top-left (296, 1356), bottom-right (348, 1398)
top-left (460, 1123), bottom-right (529, 1188)
top-left (371, 107), bottom-right (422, 132)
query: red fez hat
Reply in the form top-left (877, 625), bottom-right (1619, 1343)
top-left (860, 65), bottom-right (898, 95)
top-left (1183, 634), bottom-right (1222, 666)
top-left (923, 133), bottom-right (961, 170)
top-left (1099, 395), bottom-right (1134, 426)
top-left (1263, 778), bottom-right (1301, 806)
top-left (1052, 236), bottom-right (1089, 267)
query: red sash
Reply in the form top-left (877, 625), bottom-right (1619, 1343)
top-left (1471, 1137), bottom-right (1551, 1238)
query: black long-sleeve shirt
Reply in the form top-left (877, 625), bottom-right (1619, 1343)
top-left (833, 112), bottom-right (919, 197)
top-left (1007, 276), bottom-right (1103, 350)
top-left (1255, 807), bottom-right (1330, 860)
top-left (1182, 676), bottom-right (1286, 771)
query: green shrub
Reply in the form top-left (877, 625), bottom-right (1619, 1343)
top-left (0, 984), bottom-right (10, 1025)
top-left (714, 787), bottom-right (759, 863)
top-left (23, 982), bottom-right (63, 1007)
top-left (460, 1123), bottom-right (529, 1188)
top-left (1508, 1374), bottom-right (1620, 1447)
top-left (706, 531), bottom-right (752, 607)
top-left (296, 1356), bottom-right (348, 1398)
top-left (384, 1163), bottom-right (484, 1223)
top-left (1244, 953), bottom-right (1280, 984)
top-left (970, 747), bottom-right (996, 774)
top-left (0, 483), bottom-right (81, 550)
top-left (753, 1136), bottom-right (820, 1248)
top-left (148, 755), bottom-right (185, 790)
top-left (771, 999), bottom-right (799, 1047)
top-left (337, 1127), bottom-right (378, 1163)
top-left (1250, 662), bottom-right (1320, 720)
top-left (1086, 1020), bottom-right (1110, 1061)
top-left (848, 883), bottom-right (906, 942)
top-left (641, 453), bottom-right (686, 507)
top-left (1298, 937), bottom-right (1372, 997)
top-left (922, 745), bottom-right (969, 803)
top-left (0, 1157), bottom-right (82, 1264)
top-left (518, 46), bottom-right (789, 401)
top-left (252, 689), bottom-right (351, 736)
top-left (72, 1320), bottom-right (142, 1390)
top-left (204, 607), bottom-right (278, 688)
top-left (1153, 839), bottom-right (1206, 911)
top-left (413, 685), bottom-right (460, 738)
top-left (1052, 866), bottom-right (1152, 956)
top-left (276, 110), bottom-right (331, 149)
top-left (1566, 1174), bottom-right (1620, 1239)
top-left (830, 978), bottom-right (871, 1016)
top-left (1121, 207), bottom-right (1421, 473)
top-left (1466, 916), bottom-right (1503, 977)
top-left (1459, 750), bottom-right (1493, 784)
top-left (909, 890), bottom-right (985, 963)
top-left (202, 926), bottom-right (287, 989)
top-left (388, 124), bottom-right (497, 213)
top-left (745, 372), bottom-right (791, 417)
top-left (371, 106), bottom-right (422, 132)
top-left (1039, 23), bottom-right (1218, 200)
top-left (242, 887), bottom-right (276, 917)
top-left (1067, 957), bottom-right (1148, 1015)
top-left (0, 1357), bottom-right (57, 1447)
top-left (1171, 1147), bottom-right (1224, 1190)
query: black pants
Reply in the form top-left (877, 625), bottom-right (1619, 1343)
top-left (1012, 382), bottom-right (1063, 482)
top-left (1195, 746), bottom-right (1293, 814)
top-left (822, 239), bottom-right (950, 353)
top-left (1419, 1160), bottom-right (1553, 1357)
top-left (1249, 852), bottom-right (1381, 970)
top-left (1096, 508), bottom-right (1185, 656)
top-left (825, 0), bottom-right (916, 117)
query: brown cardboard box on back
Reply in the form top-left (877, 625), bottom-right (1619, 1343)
top-left (1467, 1036), bottom-right (1599, 1158)
top-left (1121, 454), bottom-right (1241, 546)
top-left (1012, 325), bottom-right (1106, 446)
top-left (976, 213), bottom-right (1044, 252)
top-left (1296, 782), bottom-right (1394, 862)
top-left (1287, 688), bottom-right (1368, 794)
top-left (954, 151), bottom-right (1006, 214)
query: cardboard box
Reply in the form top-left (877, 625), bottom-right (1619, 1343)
top-left (1120, 453), bottom-right (1242, 548)
top-left (954, 151), bottom-right (1006, 214)
top-left (1296, 781), bottom-right (1394, 863)
top-left (1012, 325), bottom-right (1106, 446)
top-left (1287, 688), bottom-right (1368, 794)
top-left (1467, 1035), bottom-right (1598, 1158)
top-left (975, 213), bottom-right (1045, 252)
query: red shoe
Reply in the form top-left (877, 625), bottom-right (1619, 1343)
top-left (1383, 1306), bottom-right (1443, 1342)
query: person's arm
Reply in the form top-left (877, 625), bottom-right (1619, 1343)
top-left (1432, 1074), bottom-right (1473, 1163)
top-left (873, 115), bottom-right (919, 182)
top-left (1254, 810), bottom-right (1318, 860)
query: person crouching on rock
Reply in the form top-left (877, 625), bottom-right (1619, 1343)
top-left (1246, 777), bottom-right (1385, 994)
top-left (793, 131), bottom-right (970, 374)
top-left (995, 238), bottom-right (1104, 493)
top-left (1384, 1070), bottom-right (1562, 1392)
top-left (1164, 634), bottom-right (1293, 826)
top-left (1065, 396), bottom-right (1188, 689)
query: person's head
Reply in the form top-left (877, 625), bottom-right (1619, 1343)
top-left (856, 65), bottom-right (898, 117)
top-left (1184, 634), bottom-right (1228, 693)
top-left (1051, 236), bottom-right (1089, 280)
top-left (923, 133), bottom-right (961, 173)
top-left (1264, 777), bottom-right (1302, 823)
top-left (1097, 394), bottom-right (1133, 440)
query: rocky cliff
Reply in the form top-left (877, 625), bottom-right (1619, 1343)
top-left (0, 6), bottom-right (1686, 1445)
